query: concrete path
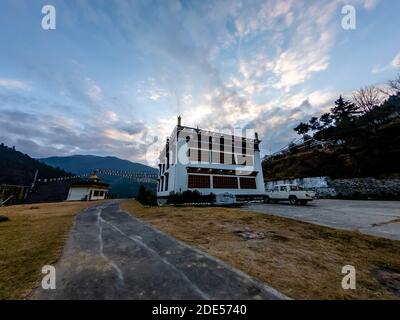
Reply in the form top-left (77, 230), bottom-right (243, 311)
top-left (245, 199), bottom-right (400, 241)
top-left (33, 201), bottom-right (287, 300)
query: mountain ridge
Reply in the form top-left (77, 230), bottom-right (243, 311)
top-left (39, 154), bottom-right (156, 175)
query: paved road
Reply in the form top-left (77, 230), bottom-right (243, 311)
top-left (33, 201), bottom-right (287, 300)
top-left (244, 199), bottom-right (400, 240)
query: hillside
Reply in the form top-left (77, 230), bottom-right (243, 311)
top-left (263, 93), bottom-right (400, 181)
top-left (0, 143), bottom-right (72, 186)
top-left (39, 155), bottom-right (157, 198)
top-left (263, 142), bottom-right (400, 181)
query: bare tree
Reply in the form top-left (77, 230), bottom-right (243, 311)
top-left (388, 74), bottom-right (400, 93)
top-left (352, 85), bottom-right (383, 113)
top-left (379, 74), bottom-right (400, 96)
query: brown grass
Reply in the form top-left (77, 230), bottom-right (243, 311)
top-left (122, 200), bottom-right (400, 300)
top-left (0, 201), bottom-right (99, 299)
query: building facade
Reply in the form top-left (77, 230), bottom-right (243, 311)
top-left (67, 174), bottom-right (109, 201)
top-left (157, 117), bottom-right (266, 201)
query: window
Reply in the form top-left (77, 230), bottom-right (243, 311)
top-left (280, 186), bottom-right (287, 192)
top-left (239, 177), bottom-right (257, 189)
top-left (213, 176), bottom-right (238, 189)
top-left (165, 174), bottom-right (169, 191)
top-left (220, 152), bottom-right (225, 164)
top-left (93, 190), bottom-right (100, 197)
top-left (99, 191), bottom-right (104, 197)
top-left (188, 175), bottom-right (210, 188)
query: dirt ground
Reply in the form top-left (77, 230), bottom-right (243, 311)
top-left (122, 200), bottom-right (400, 300)
top-left (0, 201), bottom-right (99, 299)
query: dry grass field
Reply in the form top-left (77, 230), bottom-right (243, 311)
top-left (0, 201), bottom-right (98, 299)
top-left (122, 200), bottom-right (400, 300)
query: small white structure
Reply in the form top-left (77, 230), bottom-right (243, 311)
top-left (215, 193), bottom-right (236, 205)
top-left (157, 116), bottom-right (266, 202)
top-left (67, 173), bottom-right (109, 201)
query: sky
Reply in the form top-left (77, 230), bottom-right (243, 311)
top-left (0, 0), bottom-right (399, 166)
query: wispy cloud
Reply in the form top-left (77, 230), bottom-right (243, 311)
top-left (0, 78), bottom-right (30, 91)
top-left (392, 53), bottom-right (400, 68)
top-left (86, 77), bottom-right (103, 102)
top-left (372, 52), bottom-right (400, 74)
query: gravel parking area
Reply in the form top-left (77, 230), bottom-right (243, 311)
top-left (244, 199), bottom-right (400, 241)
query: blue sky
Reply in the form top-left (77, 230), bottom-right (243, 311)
top-left (0, 0), bottom-right (399, 165)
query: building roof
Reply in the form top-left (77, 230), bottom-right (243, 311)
top-left (70, 181), bottom-right (109, 189)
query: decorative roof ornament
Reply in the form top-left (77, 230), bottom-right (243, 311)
top-left (88, 171), bottom-right (99, 182)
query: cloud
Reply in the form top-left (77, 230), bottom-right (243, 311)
top-left (0, 106), bottom-right (152, 163)
top-left (169, 0), bottom-right (340, 138)
top-left (0, 78), bottom-right (30, 90)
top-left (361, 0), bottom-right (379, 10)
top-left (245, 93), bottom-right (334, 154)
top-left (392, 53), bottom-right (400, 68)
top-left (86, 78), bottom-right (103, 102)
top-left (372, 52), bottom-right (400, 74)
top-left (136, 78), bottom-right (171, 102)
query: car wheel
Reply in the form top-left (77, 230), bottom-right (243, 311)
top-left (289, 196), bottom-right (298, 205)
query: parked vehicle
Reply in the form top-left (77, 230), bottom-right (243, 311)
top-left (265, 184), bottom-right (316, 205)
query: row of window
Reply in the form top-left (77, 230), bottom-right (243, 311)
top-left (91, 190), bottom-right (106, 198)
top-left (188, 150), bottom-right (254, 166)
top-left (188, 175), bottom-right (257, 190)
top-left (185, 135), bottom-right (255, 155)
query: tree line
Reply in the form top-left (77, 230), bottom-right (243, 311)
top-left (293, 74), bottom-right (400, 147)
top-left (263, 74), bottom-right (400, 180)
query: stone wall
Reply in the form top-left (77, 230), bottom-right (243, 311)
top-left (331, 178), bottom-right (400, 200)
top-left (265, 177), bottom-right (400, 200)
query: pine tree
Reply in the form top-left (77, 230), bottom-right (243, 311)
top-left (331, 96), bottom-right (360, 122)
top-left (294, 122), bottom-right (310, 136)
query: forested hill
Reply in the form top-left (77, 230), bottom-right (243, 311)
top-left (0, 144), bottom-right (72, 186)
top-left (263, 79), bottom-right (400, 181)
